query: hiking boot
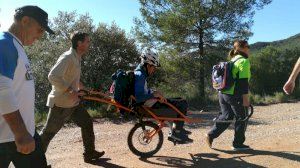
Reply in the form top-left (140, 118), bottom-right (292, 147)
top-left (232, 144), bottom-right (251, 151)
top-left (205, 134), bottom-right (213, 148)
top-left (181, 128), bottom-right (192, 135)
top-left (177, 135), bottom-right (193, 144)
top-left (83, 150), bottom-right (105, 163)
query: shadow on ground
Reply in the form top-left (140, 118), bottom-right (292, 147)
top-left (86, 158), bottom-right (126, 168)
top-left (139, 148), bottom-right (300, 168)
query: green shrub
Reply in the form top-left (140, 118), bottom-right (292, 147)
top-left (250, 92), bottom-right (291, 105)
top-left (274, 92), bottom-right (289, 103)
top-left (250, 94), bottom-right (264, 105)
top-left (264, 95), bottom-right (276, 104)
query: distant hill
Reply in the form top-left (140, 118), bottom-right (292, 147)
top-left (250, 33), bottom-right (300, 53)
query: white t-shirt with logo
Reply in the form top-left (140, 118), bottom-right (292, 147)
top-left (0, 32), bottom-right (35, 143)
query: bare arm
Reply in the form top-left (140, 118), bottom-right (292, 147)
top-left (2, 111), bottom-right (35, 154)
top-left (242, 94), bottom-right (250, 107)
top-left (283, 57), bottom-right (300, 94)
top-left (288, 57), bottom-right (300, 82)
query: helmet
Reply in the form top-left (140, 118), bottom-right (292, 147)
top-left (140, 49), bottom-right (159, 67)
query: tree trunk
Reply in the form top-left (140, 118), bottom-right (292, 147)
top-left (198, 29), bottom-right (206, 106)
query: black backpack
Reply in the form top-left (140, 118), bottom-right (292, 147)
top-left (110, 69), bottom-right (135, 108)
top-left (212, 57), bottom-right (242, 91)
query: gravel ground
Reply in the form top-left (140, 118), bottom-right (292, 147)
top-left (12, 101), bottom-right (300, 168)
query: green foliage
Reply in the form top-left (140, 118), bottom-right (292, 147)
top-left (35, 111), bottom-right (48, 125)
top-left (135, 0), bottom-right (272, 49)
top-left (250, 46), bottom-right (299, 94)
top-left (82, 22), bottom-right (139, 90)
top-left (249, 33), bottom-right (300, 98)
top-left (153, 49), bottom-right (225, 107)
top-left (154, 50), bottom-right (201, 97)
top-left (274, 92), bottom-right (289, 102)
top-left (292, 88), bottom-right (300, 98)
top-left (250, 94), bottom-right (264, 105)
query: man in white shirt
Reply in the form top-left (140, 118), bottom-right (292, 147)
top-left (40, 31), bottom-right (105, 163)
top-left (0, 5), bottom-right (54, 168)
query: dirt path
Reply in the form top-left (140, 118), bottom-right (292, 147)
top-left (43, 102), bottom-right (299, 168)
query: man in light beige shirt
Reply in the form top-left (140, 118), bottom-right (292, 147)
top-left (40, 31), bottom-right (105, 163)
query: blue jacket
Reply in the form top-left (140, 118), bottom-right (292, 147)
top-left (134, 64), bottom-right (154, 103)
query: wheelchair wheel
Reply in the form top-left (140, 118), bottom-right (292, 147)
top-left (127, 121), bottom-right (163, 157)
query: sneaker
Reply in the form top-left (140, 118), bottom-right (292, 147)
top-left (205, 134), bottom-right (213, 148)
top-left (232, 144), bottom-right (251, 151)
top-left (168, 131), bottom-right (193, 144)
top-left (83, 150), bottom-right (105, 163)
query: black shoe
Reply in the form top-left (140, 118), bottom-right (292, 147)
top-left (181, 128), bottom-right (192, 135)
top-left (178, 135), bottom-right (193, 144)
top-left (168, 131), bottom-right (193, 144)
top-left (83, 150), bottom-right (105, 163)
top-left (205, 134), bottom-right (213, 148)
top-left (232, 144), bottom-right (251, 151)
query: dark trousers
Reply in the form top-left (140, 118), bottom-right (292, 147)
top-left (208, 93), bottom-right (247, 146)
top-left (151, 98), bottom-right (188, 130)
top-left (40, 104), bottom-right (95, 154)
top-left (0, 132), bottom-right (48, 168)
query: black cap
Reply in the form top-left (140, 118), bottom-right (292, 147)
top-left (14, 5), bottom-right (54, 35)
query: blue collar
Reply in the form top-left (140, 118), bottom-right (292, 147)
top-left (6, 32), bottom-right (23, 47)
top-left (135, 64), bottom-right (148, 77)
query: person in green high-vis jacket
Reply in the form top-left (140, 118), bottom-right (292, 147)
top-left (206, 40), bottom-right (252, 151)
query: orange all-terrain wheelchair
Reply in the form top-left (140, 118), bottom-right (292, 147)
top-left (79, 89), bottom-right (253, 158)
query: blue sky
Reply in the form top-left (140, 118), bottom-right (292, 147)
top-left (0, 0), bottom-right (299, 44)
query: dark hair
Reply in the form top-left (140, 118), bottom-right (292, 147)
top-left (71, 31), bottom-right (89, 49)
top-left (14, 12), bottom-right (24, 21)
top-left (228, 40), bottom-right (249, 59)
